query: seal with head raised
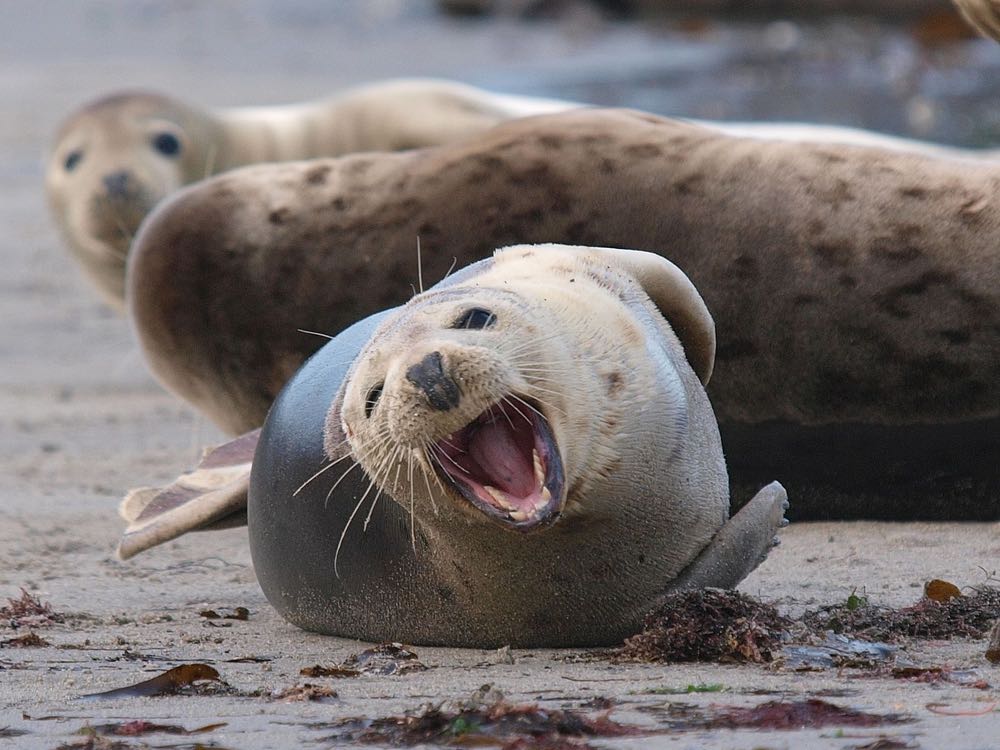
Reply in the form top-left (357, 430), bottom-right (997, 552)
top-left (120, 243), bottom-right (787, 646)
top-left (44, 79), bottom-right (572, 308)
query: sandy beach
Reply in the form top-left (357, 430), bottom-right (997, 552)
top-left (1, 2), bottom-right (998, 747)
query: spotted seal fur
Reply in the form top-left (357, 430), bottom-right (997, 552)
top-left (126, 107), bottom-right (999, 519)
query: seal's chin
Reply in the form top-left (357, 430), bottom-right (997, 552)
top-left (434, 398), bottom-right (565, 531)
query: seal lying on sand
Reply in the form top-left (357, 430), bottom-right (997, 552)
top-left (48, 73), bottom-right (1000, 311)
top-left (44, 79), bottom-right (570, 308)
top-left (127, 107), bottom-right (999, 520)
top-left (120, 244), bottom-right (788, 647)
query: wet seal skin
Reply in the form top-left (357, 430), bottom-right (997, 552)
top-left (245, 244), bottom-right (787, 647)
top-left (44, 79), bottom-right (571, 308)
top-left (128, 107), bottom-right (999, 520)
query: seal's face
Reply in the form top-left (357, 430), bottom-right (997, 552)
top-left (339, 286), bottom-right (571, 532)
top-left (45, 94), bottom-right (206, 302)
top-left (334, 243), bottom-right (717, 539)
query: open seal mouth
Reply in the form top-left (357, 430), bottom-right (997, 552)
top-left (434, 398), bottom-right (565, 530)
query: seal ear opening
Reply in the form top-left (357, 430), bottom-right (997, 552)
top-left (587, 246), bottom-right (716, 385)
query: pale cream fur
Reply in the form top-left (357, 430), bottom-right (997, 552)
top-left (329, 244), bottom-right (729, 614)
top-left (45, 79), bottom-right (573, 308)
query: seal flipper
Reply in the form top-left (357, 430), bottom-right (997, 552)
top-left (667, 481), bottom-right (789, 592)
top-left (116, 429), bottom-right (259, 560)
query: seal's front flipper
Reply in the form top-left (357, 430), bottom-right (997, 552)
top-left (669, 481), bottom-right (788, 592)
top-left (116, 429), bottom-right (260, 560)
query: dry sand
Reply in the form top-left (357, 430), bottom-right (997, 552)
top-left (2, 3), bottom-right (999, 748)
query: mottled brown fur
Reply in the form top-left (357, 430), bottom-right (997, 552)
top-left (129, 109), bottom-right (1000, 518)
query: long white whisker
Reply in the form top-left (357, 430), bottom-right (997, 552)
top-left (333, 455), bottom-right (390, 577)
top-left (417, 447), bottom-right (441, 514)
top-left (440, 256), bottom-right (458, 282)
top-left (519, 387), bottom-right (568, 416)
top-left (507, 394), bottom-right (547, 422)
top-left (494, 402), bottom-right (517, 430)
top-left (501, 395), bottom-right (532, 425)
top-left (293, 459), bottom-right (337, 497)
top-left (429, 442), bottom-right (470, 476)
top-left (407, 449), bottom-right (417, 552)
top-left (298, 328), bottom-right (334, 340)
top-left (416, 236), bottom-right (424, 294)
top-left (322, 459), bottom-right (363, 508)
top-left (438, 436), bottom-right (466, 454)
top-left (333, 480), bottom-right (373, 579)
top-left (365, 447), bottom-right (404, 531)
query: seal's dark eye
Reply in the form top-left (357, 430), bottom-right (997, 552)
top-left (64, 150), bottom-right (83, 172)
top-left (152, 132), bottom-right (181, 157)
top-left (364, 382), bottom-right (383, 418)
top-left (452, 307), bottom-right (496, 330)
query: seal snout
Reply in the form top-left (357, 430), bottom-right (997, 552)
top-left (405, 350), bottom-right (461, 411)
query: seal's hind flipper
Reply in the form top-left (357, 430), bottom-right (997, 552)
top-left (668, 481), bottom-right (789, 592)
top-left (116, 429), bottom-right (260, 560)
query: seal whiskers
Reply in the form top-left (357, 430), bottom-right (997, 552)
top-left (292, 444), bottom-right (353, 497)
top-left (332, 439), bottom-right (403, 577)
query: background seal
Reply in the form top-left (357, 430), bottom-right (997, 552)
top-left (127, 108), bottom-right (1000, 520)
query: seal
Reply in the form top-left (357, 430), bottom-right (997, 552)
top-left (44, 79), bottom-right (572, 308)
top-left (127, 107), bottom-right (999, 519)
top-left (49, 78), bottom-right (1000, 311)
top-left (120, 244), bottom-right (788, 647)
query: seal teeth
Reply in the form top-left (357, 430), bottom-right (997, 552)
top-left (509, 509), bottom-right (530, 522)
top-left (484, 484), bottom-right (513, 510)
top-left (536, 486), bottom-right (552, 508)
top-left (532, 449), bottom-right (544, 486)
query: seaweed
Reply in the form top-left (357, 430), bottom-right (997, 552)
top-left (616, 590), bottom-right (790, 663)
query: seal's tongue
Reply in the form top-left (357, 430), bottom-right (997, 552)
top-left (434, 399), bottom-right (561, 527)
top-left (467, 419), bottom-right (535, 498)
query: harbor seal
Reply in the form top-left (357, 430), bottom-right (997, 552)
top-left (48, 78), bottom-right (1000, 311)
top-left (127, 107), bottom-right (999, 520)
top-left (44, 79), bottom-right (571, 308)
top-left (121, 244), bottom-right (788, 646)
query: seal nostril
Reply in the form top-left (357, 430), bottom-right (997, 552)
top-left (102, 170), bottom-right (131, 196)
top-left (405, 351), bottom-right (461, 411)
